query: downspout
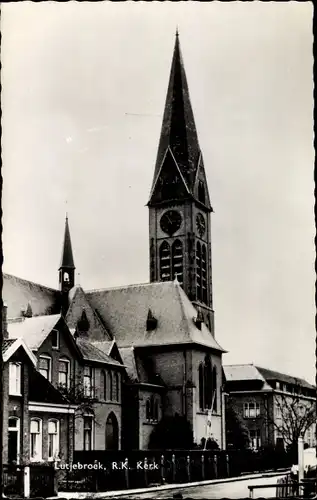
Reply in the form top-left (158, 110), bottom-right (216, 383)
top-left (183, 350), bottom-right (187, 418)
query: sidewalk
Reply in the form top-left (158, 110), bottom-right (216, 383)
top-left (52, 469), bottom-right (289, 499)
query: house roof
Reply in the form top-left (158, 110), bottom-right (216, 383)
top-left (118, 346), bottom-right (165, 387)
top-left (224, 364), bottom-right (315, 391)
top-left (2, 338), bottom-right (37, 365)
top-left (76, 339), bottom-right (123, 367)
top-left (29, 368), bottom-right (69, 404)
top-left (92, 340), bottom-right (114, 357)
top-left (3, 273), bottom-right (61, 319)
top-left (8, 314), bottom-right (61, 350)
top-left (86, 280), bottom-right (225, 352)
top-left (256, 366), bottom-right (315, 390)
top-left (119, 347), bottom-right (139, 383)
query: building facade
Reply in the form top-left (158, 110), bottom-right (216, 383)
top-left (224, 364), bottom-right (316, 451)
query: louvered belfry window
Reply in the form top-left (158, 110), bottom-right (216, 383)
top-left (172, 240), bottom-right (183, 285)
top-left (160, 241), bottom-right (171, 281)
top-left (196, 242), bottom-right (207, 303)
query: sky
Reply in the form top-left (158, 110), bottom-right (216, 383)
top-left (1, 2), bottom-right (315, 383)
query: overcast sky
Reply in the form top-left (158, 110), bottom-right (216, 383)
top-left (1, 2), bottom-right (315, 383)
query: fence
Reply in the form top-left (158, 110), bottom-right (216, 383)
top-left (2, 464), bottom-right (56, 498)
top-left (59, 448), bottom-right (293, 492)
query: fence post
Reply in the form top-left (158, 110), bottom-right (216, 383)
top-left (225, 453), bottom-right (230, 477)
top-left (160, 455), bottom-right (165, 484)
top-left (124, 458), bottom-right (129, 489)
top-left (201, 454), bottom-right (205, 481)
top-left (144, 457), bottom-right (148, 486)
top-left (213, 454), bottom-right (218, 479)
top-left (186, 456), bottom-right (191, 483)
top-left (172, 454), bottom-right (176, 483)
top-left (24, 466), bottom-right (30, 499)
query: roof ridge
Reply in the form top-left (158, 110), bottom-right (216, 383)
top-left (256, 365), bottom-right (312, 384)
top-left (86, 281), bottom-right (174, 294)
top-left (3, 272), bottom-right (59, 293)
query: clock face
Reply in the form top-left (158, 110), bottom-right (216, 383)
top-left (196, 213), bottom-right (206, 237)
top-left (160, 210), bottom-right (182, 236)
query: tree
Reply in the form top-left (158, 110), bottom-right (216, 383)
top-left (225, 398), bottom-right (251, 449)
top-left (57, 375), bottom-right (99, 425)
top-left (263, 388), bottom-right (316, 453)
top-left (149, 414), bottom-right (194, 450)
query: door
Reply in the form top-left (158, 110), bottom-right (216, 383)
top-left (8, 418), bottom-right (20, 463)
top-left (105, 413), bottom-right (119, 450)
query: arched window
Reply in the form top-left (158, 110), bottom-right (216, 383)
top-left (204, 356), bottom-right (213, 409)
top-left (114, 373), bottom-right (120, 402)
top-left (160, 241), bottom-right (171, 281)
top-left (153, 399), bottom-right (159, 421)
top-left (172, 240), bottom-right (183, 285)
top-left (198, 181), bottom-right (206, 205)
top-left (202, 245), bottom-right (207, 303)
top-left (105, 412), bottom-right (119, 450)
top-left (64, 272), bottom-right (69, 282)
top-left (146, 399), bottom-right (151, 420)
top-left (198, 364), bottom-right (204, 410)
top-left (112, 372), bottom-right (117, 402)
top-left (48, 419), bottom-right (59, 460)
top-left (30, 418), bottom-right (42, 461)
top-left (108, 371), bottom-right (113, 401)
top-left (212, 366), bottom-right (217, 412)
top-left (83, 414), bottom-right (94, 451)
top-left (102, 371), bottom-right (107, 400)
top-left (196, 242), bottom-right (202, 300)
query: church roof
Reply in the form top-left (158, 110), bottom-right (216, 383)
top-left (76, 339), bottom-right (123, 367)
top-left (86, 280), bottom-right (225, 352)
top-left (3, 273), bottom-right (61, 319)
top-left (8, 314), bottom-right (61, 350)
top-left (59, 216), bottom-right (75, 269)
top-left (148, 33), bottom-right (212, 210)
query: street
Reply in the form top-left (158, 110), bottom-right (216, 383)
top-left (111, 473), bottom-right (285, 499)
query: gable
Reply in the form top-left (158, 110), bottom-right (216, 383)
top-left (3, 273), bottom-right (61, 319)
top-left (8, 315), bottom-right (61, 350)
top-left (66, 286), bottom-right (112, 342)
top-left (148, 148), bottom-right (190, 206)
top-left (38, 316), bottom-right (83, 361)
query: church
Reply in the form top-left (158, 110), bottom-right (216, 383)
top-left (2, 33), bottom-right (227, 458)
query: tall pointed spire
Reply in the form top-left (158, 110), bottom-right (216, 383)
top-left (59, 215), bottom-right (75, 270)
top-left (148, 33), bottom-right (212, 210)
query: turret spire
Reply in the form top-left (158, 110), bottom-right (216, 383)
top-left (60, 214), bottom-right (75, 270)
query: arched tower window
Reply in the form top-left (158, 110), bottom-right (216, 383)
top-left (202, 244), bottom-right (207, 303)
top-left (160, 241), bottom-right (171, 281)
top-left (172, 240), bottom-right (183, 285)
top-left (198, 181), bottom-right (205, 205)
top-left (204, 355), bottom-right (213, 410)
top-left (196, 242), bottom-right (202, 301)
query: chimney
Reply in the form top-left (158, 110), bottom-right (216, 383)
top-left (2, 301), bottom-right (8, 340)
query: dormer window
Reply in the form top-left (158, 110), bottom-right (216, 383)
top-left (146, 309), bottom-right (157, 331)
top-left (52, 330), bottom-right (59, 349)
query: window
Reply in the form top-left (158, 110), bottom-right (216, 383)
top-left (30, 419), bottom-right (42, 461)
top-left (276, 381), bottom-right (280, 390)
top-left (172, 240), bottom-right (183, 285)
top-left (244, 402), bottom-right (260, 419)
top-left (196, 243), bottom-right (207, 303)
top-left (9, 363), bottom-right (21, 395)
top-left (160, 241), bottom-right (171, 281)
top-left (276, 404), bottom-right (282, 419)
top-left (146, 396), bottom-right (159, 422)
top-left (83, 416), bottom-right (94, 451)
top-left (102, 371), bottom-right (107, 400)
top-left (58, 359), bottom-right (70, 388)
top-left (84, 366), bottom-right (93, 397)
top-left (39, 356), bottom-right (51, 381)
top-left (48, 420), bottom-right (59, 460)
top-left (8, 417), bottom-right (20, 464)
top-left (198, 356), bottom-right (215, 411)
top-left (51, 330), bottom-right (59, 349)
top-left (113, 372), bottom-right (120, 402)
top-left (250, 430), bottom-right (261, 450)
top-left (64, 272), bottom-right (69, 282)
top-left (108, 371), bottom-right (113, 401)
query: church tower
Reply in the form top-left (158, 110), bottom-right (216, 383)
top-left (59, 215), bottom-right (75, 314)
top-left (148, 32), bottom-right (215, 334)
